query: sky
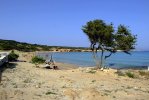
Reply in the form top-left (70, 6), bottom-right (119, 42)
top-left (0, 0), bottom-right (149, 50)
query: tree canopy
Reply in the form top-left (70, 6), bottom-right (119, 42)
top-left (82, 19), bottom-right (137, 68)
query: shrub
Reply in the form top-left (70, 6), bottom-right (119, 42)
top-left (31, 56), bottom-right (45, 64)
top-left (86, 70), bottom-right (96, 74)
top-left (115, 70), bottom-right (125, 76)
top-left (126, 72), bottom-right (135, 78)
top-left (8, 50), bottom-right (19, 61)
top-left (45, 91), bottom-right (57, 95)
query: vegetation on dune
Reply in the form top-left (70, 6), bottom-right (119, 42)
top-left (45, 91), bottom-right (57, 95)
top-left (125, 71), bottom-right (135, 78)
top-left (31, 56), bottom-right (45, 64)
top-left (8, 50), bottom-right (19, 61)
top-left (0, 39), bottom-right (88, 52)
top-left (82, 19), bottom-right (137, 69)
top-left (116, 70), bottom-right (135, 78)
top-left (86, 70), bottom-right (96, 74)
top-left (115, 70), bottom-right (126, 76)
top-left (0, 39), bottom-right (37, 51)
top-left (116, 70), bottom-right (149, 79)
top-left (139, 71), bottom-right (149, 78)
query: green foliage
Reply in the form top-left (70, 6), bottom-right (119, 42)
top-left (91, 80), bottom-right (96, 83)
top-left (8, 50), bottom-right (19, 61)
top-left (31, 56), bottom-right (45, 64)
top-left (116, 70), bottom-right (137, 78)
top-left (45, 91), bottom-right (57, 95)
top-left (126, 72), bottom-right (135, 78)
top-left (0, 39), bottom-right (89, 51)
top-left (82, 19), bottom-right (137, 68)
top-left (115, 70), bottom-right (125, 76)
top-left (42, 46), bottom-right (50, 51)
top-left (82, 20), bottom-right (114, 49)
top-left (115, 25), bottom-right (137, 51)
top-left (0, 39), bottom-right (38, 51)
top-left (23, 78), bottom-right (32, 83)
top-left (86, 70), bottom-right (96, 74)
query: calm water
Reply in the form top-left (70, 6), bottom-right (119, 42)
top-left (37, 51), bottom-right (149, 69)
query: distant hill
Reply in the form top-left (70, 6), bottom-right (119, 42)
top-left (0, 39), bottom-right (89, 52)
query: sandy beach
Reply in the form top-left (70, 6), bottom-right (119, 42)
top-left (0, 52), bottom-right (149, 100)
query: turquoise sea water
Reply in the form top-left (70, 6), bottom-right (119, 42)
top-left (37, 51), bottom-right (149, 69)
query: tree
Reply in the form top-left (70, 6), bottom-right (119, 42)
top-left (82, 19), bottom-right (137, 69)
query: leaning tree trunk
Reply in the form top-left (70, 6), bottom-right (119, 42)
top-left (91, 43), bottom-right (100, 69)
top-left (92, 50), bottom-right (100, 69)
top-left (100, 50), bottom-right (104, 68)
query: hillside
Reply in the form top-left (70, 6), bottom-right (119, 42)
top-left (0, 39), bottom-right (89, 52)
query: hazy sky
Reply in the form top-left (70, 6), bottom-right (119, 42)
top-left (0, 0), bottom-right (149, 50)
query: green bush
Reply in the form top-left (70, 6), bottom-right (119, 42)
top-left (45, 91), bottom-right (57, 95)
top-left (31, 56), bottom-right (45, 64)
top-left (86, 70), bottom-right (96, 74)
top-left (8, 50), bottom-right (19, 61)
top-left (126, 72), bottom-right (135, 78)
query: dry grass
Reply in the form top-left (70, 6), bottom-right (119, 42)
top-left (139, 71), bottom-right (149, 78)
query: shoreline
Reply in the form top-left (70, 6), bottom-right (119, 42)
top-left (1, 50), bottom-right (148, 70)
top-left (0, 51), bottom-right (149, 100)
top-left (55, 61), bottom-right (149, 71)
top-left (36, 51), bottom-right (149, 70)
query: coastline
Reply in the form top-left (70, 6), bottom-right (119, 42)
top-left (36, 51), bottom-right (149, 70)
top-left (0, 51), bottom-right (149, 100)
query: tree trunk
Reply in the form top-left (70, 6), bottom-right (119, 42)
top-left (100, 50), bottom-right (104, 68)
top-left (92, 51), bottom-right (99, 68)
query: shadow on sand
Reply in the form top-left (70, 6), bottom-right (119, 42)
top-left (0, 62), bottom-right (17, 83)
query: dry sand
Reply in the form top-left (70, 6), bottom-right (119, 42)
top-left (0, 52), bottom-right (149, 100)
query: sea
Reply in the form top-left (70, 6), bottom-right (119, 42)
top-left (37, 51), bottom-right (149, 69)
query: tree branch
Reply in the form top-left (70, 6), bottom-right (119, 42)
top-left (123, 51), bottom-right (131, 55)
top-left (105, 52), bottom-right (113, 60)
